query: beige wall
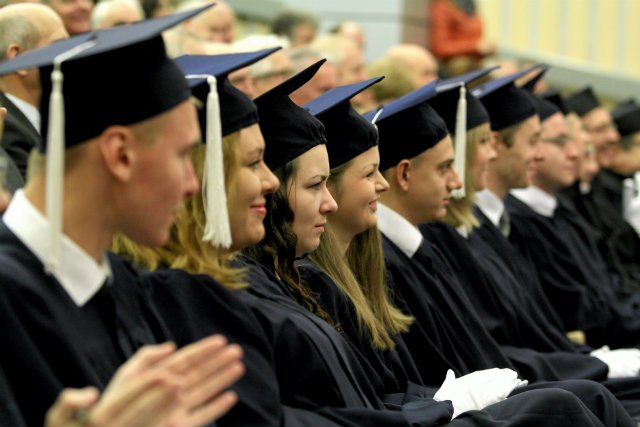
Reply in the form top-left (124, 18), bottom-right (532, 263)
top-left (480, 0), bottom-right (640, 77)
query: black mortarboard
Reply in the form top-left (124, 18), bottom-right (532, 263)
top-left (175, 47), bottom-right (280, 248)
top-left (565, 87), bottom-right (601, 117)
top-left (364, 80), bottom-right (448, 171)
top-left (521, 68), bottom-right (560, 122)
top-left (0, 6), bottom-right (211, 149)
top-left (540, 88), bottom-right (569, 115)
top-left (612, 98), bottom-right (638, 119)
top-left (305, 77), bottom-right (384, 168)
top-left (430, 66), bottom-right (496, 133)
top-left (0, 7), bottom-right (211, 272)
top-left (613, 105), bottom-right (640, 138)
top-left (473, 65), bottom-right (544, 131)
top-left (254, 60), bottom-right (327, 170)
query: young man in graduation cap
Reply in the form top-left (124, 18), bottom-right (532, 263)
top-left (561, 88), bottom-right (640, 293)
top-left (365, 75), bottom-right (640, 427)
top-left (0, 9), bottom-right (246, 427)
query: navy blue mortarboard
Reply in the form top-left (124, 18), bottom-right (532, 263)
top-left (0, 6), bottom-right (212, 149)
top-left (540, 88), bottom-right (569, 115)
top-left (364, 80), bottom-right (448, 171)
top-left (176, 47), bottom-right (280, 137)
top-left (0, 6), bottom-right (211, 272)
top-left (521, 68), bottom-right (560, 122)
top-left (473, 64), bottom-right (544, 131)
top-left (305, 77), bottom-right (384, 168)
top-left (613, 105), bottom-right (640, 138)
top-left (430, 66), bottom-right (497, 133)
top-left (175, 47), bottom-right (280, 247)
top-left (565, 87), bottom-right (601, 117)
top-left (254, 59), bottom-right (327, 170)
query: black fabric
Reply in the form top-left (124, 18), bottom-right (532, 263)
top-left (381, 234), bottom-right (515, 377)
top-left (561, 175), bottom-right (640, 293)
top-left (428, 87), bottom-right (489, 133)
top-left (0, 92), bottom-right (40, 180)
top-left (0, 222), bottom-right (157, 427)
top-left (506, 193), bottom-right (640, 348)
top-left (612, 105), bottom-right (640, 137)
top-left (297, 259), bottom-right (430, 394)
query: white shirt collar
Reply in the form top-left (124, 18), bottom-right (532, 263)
top-left (510, 186), bottom-right (557, 218)
top-left (377, 203), bottom-right (423, 258)
top-left (3, 190), bottom-right (112, 306)
top-left (579, 181), bottom-right (591, 195)
top-left (475, 189), bottom-right (505, 227)
top-left (5, 93), bottom-right (40, 134)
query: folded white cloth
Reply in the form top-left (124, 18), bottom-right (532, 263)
top-left (433, 368), bottom-right (528, 418)
top-left (591, 345), bottom-right (640, 378)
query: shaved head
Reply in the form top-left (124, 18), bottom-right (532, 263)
top-left (386, 44), bottom-right (438, 89)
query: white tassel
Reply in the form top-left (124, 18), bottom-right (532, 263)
top-left (186, 74), bottom-right (231, 248)
top-left (45, 40), bottom-right (96, 274)
top-left (451, 85), bottom-right (467, 200)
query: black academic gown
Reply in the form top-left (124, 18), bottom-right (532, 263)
top-left (0, 92), bottom-right (41, 180)
top-left (506, 194), bottom-right (640, 348)
top-left (238, 256), bottom-right (617, 427)
top-left (0, 222), bottom-right (156, 427)
top-left (422, 221), bottom-right (640, 416)
top-left (560, 173), bottom-right (640, 293)
top-left (141, 268), bottom-right (345, 427)
top-left (382, 229), bottom-right (637, 426)
top-left (296, 259), bottom-right (431, 395)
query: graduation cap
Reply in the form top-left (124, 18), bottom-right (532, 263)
top-left (612, 98), bottom-right (638, 119)
top-left (612, 105), bottom-right (640, 138)
top-left (565, 86), bottom-right (601, 117)
top-left (540, 88), bottom-right (569, 115)
top-left (521, 68), bottom-right (560, 122)
top-left (472, 64), bottom-right (545, 131)
top-left (305, 76), bottom-right (384, 168)
top-left (431, 66), bottom-right (496, 133)
top-left (0, 6), bottom-right (212, 272)
top-left (254, 59), bottom-right (327, 170)
top-left (429, 67), bottom-right (496, 198)
top-left (363, 80), bottom-right (448, 172)
top-left (175, 47), bottom-right (280, 247)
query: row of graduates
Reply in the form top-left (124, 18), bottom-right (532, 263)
top-left (1, 6), bottom-right (640, 427)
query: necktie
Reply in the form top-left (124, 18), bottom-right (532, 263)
top-left (498, 210), bottom-right (511, 237)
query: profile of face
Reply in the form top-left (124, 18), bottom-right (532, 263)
top-left (327, 146), bottom-right (389, 239)
top-left (469, 123), bottom-right (496, 192)
top-left (568, 115), bottom-right (600, 185)
top-left (49, 0), bottom-right (92, 35)
top-left (493, 115), bottom-right (542, 190)
top-left (229, 67), bottom-right (256, 100)
top-left (253, 52), bottom-right (294, 98)
top-left (338, 41), bottom-right (366, 86)
top-left (291, 23), bottom-right (316, 47)
top-left (228, 124), bottom-right (279, 251)
top-left (533, 113), bottom-right (578, 192)
top-left (288, 144), bottom-right (338, 257)
top-left (182, 3), bottom-right (235, 43)
top-left (582, 107), bottom-right (620, 168)
top-left (290, 62), bottom-right (338, 106)
top-left (406, 135), bottom-right (462, 223)
top-left (121, 101), bottom-right (201, 247)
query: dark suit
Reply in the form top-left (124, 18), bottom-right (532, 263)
top-left (0, 92), bottom-right (41, 180)
top-left (0, 146), bottom-right (23, 193)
